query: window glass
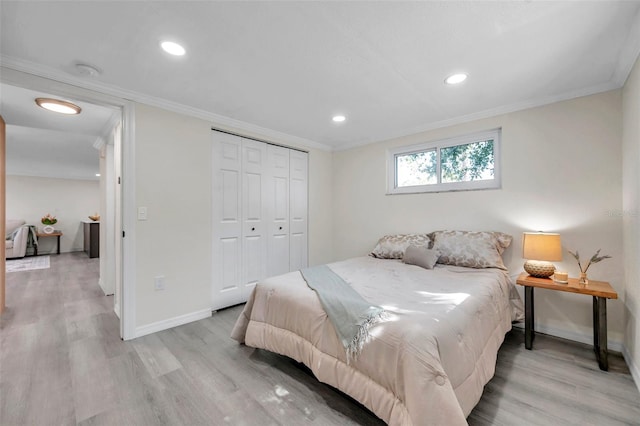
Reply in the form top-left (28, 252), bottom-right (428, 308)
top-left (440, 140), bottom-right (494, 183)
top-left (396, 150), bottom-right (437, 187)
top-left (387, 129), bottom-right (500, 194)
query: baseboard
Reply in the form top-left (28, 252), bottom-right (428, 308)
top-left (511, 322), bottom-right (624, 353)
top-left (34, 248), bottom-right (85, 255)
top-left (134, 308), bottom-right (212, 338)
top-left (622, 345), bottom-right (640, 393)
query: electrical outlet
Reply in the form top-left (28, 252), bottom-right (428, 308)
top-left (154, 276), bottom-right (165, 291)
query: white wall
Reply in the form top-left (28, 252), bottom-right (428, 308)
top-left (133, 104), bottom-right (334, 329)
top-left (333, 90), bottom-right (625, 348)
top-left (307, 148), bottom-right (334, 266)
top-left (622, 55), bottom-right (640, 387)
top-left (134, 104), bottom-right (213, 327)
top-left (6, 175), bottom-right (100, 254)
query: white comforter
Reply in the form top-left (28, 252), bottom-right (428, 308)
top-left (231, 256), bottom-right (522, 425)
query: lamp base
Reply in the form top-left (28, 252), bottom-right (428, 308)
top-left (524, 260), bottom-right (555, 278)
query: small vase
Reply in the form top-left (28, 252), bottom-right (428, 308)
top-left (579, 271), bottom-right (589, 285)
top-left (43, 225), bottom-right (55, 234)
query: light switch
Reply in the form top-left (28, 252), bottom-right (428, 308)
top-left (154, 276), bottom-right (165, 291)
top-left (137, 206), bottom-right (147, 220)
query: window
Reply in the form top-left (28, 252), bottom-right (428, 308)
top-left (387, 129), bottom-right (501, 194)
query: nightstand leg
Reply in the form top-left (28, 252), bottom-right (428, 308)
top-left (525, 286), bottom-right (535, 349)
top-left (593, 296), bottom-right (608, 371)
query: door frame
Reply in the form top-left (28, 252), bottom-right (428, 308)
top-left (1, 115), bottom-right (6, 314)
top-left (0, 67), bottom-right (137, 340)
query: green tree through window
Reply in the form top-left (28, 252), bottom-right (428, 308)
top-left (389, 129), bottom-right (500, 194)
top-left (441, 140), bottom-right (494, 183)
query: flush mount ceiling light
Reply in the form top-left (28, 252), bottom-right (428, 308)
top-left (75, 62), bottom-right (101, 77)
top-left (35, 98), bottom-right (81, 115)
top-left (332, 115), bottom-right (346, 123)
top-left (161, 41), bottom-right (186, 56)
top-left (444, 73), bottom-right (468, 85)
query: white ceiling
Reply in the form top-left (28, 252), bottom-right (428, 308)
top-left (1, 83), bottom-right (118, 180)
top-left (1, 1), bottom-right (640, 150)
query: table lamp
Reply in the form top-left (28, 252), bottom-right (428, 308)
top-left (522, 232), bottom-right (562, 278)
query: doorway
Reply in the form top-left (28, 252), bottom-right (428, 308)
top-left (0, 69), bottom-right (135, 339)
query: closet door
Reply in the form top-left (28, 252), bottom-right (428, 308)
top-left (213, 132), bottom-right (308, 310)
top-left (241, 139), bottom-right (267, 296)
top-left (211, 133), bottom-right (243, 310)
top-left (266, 145), bottom-right (290, 277)
top-left (289, 150), bottom-right (308, 271)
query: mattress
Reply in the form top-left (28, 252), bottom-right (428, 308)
top-left (231, 256), bottom-right (522, 425)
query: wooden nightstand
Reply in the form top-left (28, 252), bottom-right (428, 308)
top-left (34, 231), bottom-right (63, 256)
top-left (516, 272), bottom-right (618, 371)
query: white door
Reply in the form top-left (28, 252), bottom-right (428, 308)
top-left (266, 145), bottom-right (290, 277)
top-left (289, 150), bottom-right (308, 271)
top-left (241, 139), bottom-right (267, 298)
top-left (212, 132), bottom-right (243, 310)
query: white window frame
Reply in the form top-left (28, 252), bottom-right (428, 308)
top-left (387, 129), bottom-right (501, 194)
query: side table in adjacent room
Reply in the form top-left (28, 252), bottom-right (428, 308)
top-left (83, 220), bottom-right (100, 258)
top-left (34, 231), bottom-right (62, 255)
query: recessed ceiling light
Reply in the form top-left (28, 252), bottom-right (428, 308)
top-left (332, 115), bottom-right (346, 123)
top-left (35, 98), bottom-right (81, 115)
top-left (161, 41), bottom-right (186, 56)
top-left (445, 73), bottom-right (468, 85)
top-left (95, 173), bottom-right (101, 177)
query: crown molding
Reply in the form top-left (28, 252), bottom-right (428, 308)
top-left (5, 123), bottom-right (97, 140)
top-left (97, 112), bottom-right (121, 147)
top-left (335, 79), bottom-right (621, 152)
top-left (3, 44), bottom-right (634, 155)
top-left (613, 8), bottom-right (640, 87)
top-left (6, 171), bottom-right (99, 181)
top-left (0, 56), bottom-right (332, 152)
top-left (92, 136), bottom-right (105, 150)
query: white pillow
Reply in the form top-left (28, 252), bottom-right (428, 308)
top-left (403, 245), bottom-right (440, 269)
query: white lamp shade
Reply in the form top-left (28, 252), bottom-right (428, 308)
top-left (522, 232), bottom-right (562, 261)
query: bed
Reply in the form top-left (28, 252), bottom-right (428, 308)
top-left (231, 231), bottom-right (523, 425)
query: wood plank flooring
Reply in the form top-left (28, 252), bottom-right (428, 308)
top-left (2, 253), bottom-right (639, 425)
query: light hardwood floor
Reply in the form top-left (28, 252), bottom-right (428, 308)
top-left (2, 253), bottom-right (639, 425)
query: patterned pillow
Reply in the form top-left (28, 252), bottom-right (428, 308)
top-left (370, 234), bottom-right (431, 259)
top-left (429, 230), bottom-right (512, 270)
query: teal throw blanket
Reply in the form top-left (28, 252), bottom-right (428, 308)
top-left (300, 265), bottom-right (385, 363)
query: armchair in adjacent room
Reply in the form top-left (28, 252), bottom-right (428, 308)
top-left (5, 219), bottom-right (30, 259)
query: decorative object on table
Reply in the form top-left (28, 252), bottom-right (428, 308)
top-left (553, 271), bottom-right (569, 283)
top-left (567, 249), bottom-right (612, 285)
top-left (522, 232), bottom-right (562, 278)
top-left (41, 213), bottom-right (57, 234)
top-left (88, 213), bottom-right (100, 221)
